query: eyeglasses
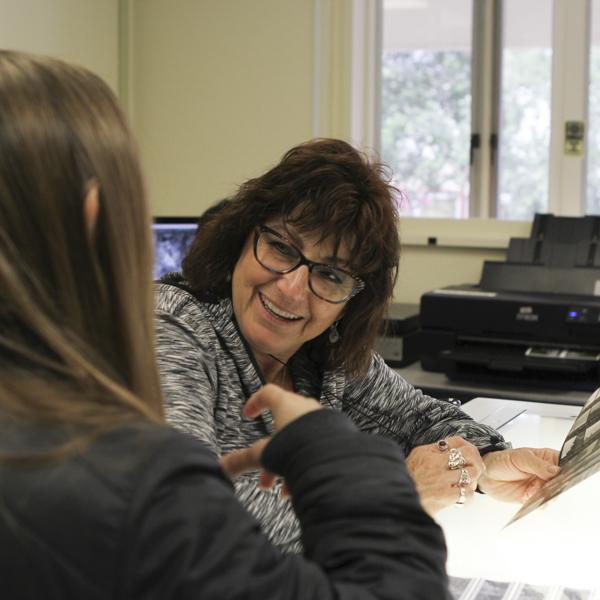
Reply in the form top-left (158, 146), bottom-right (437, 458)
top-left (253, 225), bottom-right (365, 304)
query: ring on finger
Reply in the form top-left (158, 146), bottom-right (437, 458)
top-left (455, 486), bottom-right (466, 506)
top-left (447, 448), bottom-right (466, 470)
top-left (436, 439), bottom-right (450, 453)
top-left (458, 468), bottom-right (472, 487)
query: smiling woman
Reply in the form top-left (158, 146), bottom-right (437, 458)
top-left (154, 138), bottom-right (558, 556)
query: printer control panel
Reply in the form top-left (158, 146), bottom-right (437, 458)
top-left (566, 307), bottom-right (600, 324)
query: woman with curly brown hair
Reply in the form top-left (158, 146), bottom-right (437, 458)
top-left (155, 138), bottom-right (560, 553)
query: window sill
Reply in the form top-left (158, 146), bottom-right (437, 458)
top-left (399, 217), bottom-right (532, 250)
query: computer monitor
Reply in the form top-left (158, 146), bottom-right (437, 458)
top-left (152, 217), bottom-right (198, 279)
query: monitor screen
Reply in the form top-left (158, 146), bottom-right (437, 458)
top-left (152, 217), bottom-right (198, 279)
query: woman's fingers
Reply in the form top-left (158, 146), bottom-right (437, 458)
top-left (510, 448), bottom-right (560, 480)
top-left (221, 440), bottom-right (290, 497)
top-left (243, 383), bottom-right (322, 430)
top-left (479, 447), bottom-right (561, 502)
top-left (445, 436), bottom-right (486, 479)
top-left (406, 437), bottom-right (485, 514)
top-left (450, 466), bottom-right (478, 491)
top-left (258, 470), bottom-right (278, 489)
top-left (223, 384), bottom-right (322, 494)
top-left (220, 438), bottom-right (270, 477)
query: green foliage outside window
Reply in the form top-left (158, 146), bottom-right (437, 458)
top-left (381, 48), bottom-right (552, 220)
top-left (381, 50), bottom-right (471, 217)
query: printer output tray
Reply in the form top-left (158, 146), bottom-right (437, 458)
top-left (437, 338), bottom-right (600, 391)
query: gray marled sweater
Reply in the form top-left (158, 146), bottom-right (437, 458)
top-left (155, 281), bottom-right (508, 553)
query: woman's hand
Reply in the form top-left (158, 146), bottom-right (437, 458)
top-left (478, 447), bottom-right (560, 503)
top-left (219, 384), bottom-right (322, 486)
top-left (405, 436), bottom-right (485, 515)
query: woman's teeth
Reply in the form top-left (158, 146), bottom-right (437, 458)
top-left (260, 294), bottom-right (302, 321)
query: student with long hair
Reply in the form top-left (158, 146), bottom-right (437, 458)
top-left (0, 51), bottom-right (448, 599)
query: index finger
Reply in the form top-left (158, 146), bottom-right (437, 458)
top-left (220, 438), bottom-right (270, 477)
top-left (244, 383), bottom-right (321, 429)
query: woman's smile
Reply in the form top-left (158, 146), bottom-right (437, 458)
top-left (258, 292), bottom-right (304, 323)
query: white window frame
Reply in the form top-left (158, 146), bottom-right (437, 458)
top-left (314, 0), bottom-right (594, 239)
top-left (470, 0), bottom-right (501, 218)
top-left (548, 0), bottom-right (590, 216)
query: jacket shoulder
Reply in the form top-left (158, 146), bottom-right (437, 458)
top-left (154, 281), bottom-right (202, 314)
top-left (0, 421), bottom-right (224, 598)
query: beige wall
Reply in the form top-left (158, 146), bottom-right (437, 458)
top-left (397, 245), bottom-right (505, 304)
top-left (395, 218), bottom-right (531, 303)
top-left (128, 0), bottom-right (315, 217)
top-left (1, 0), bottom-right (534, 304)
top-left (126, 1), bottom-right (534, 303)
top-left (0, 0), bottom-right (120, 92)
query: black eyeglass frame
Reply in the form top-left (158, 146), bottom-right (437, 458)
top-left (253, 225), bottom-right (366, 304)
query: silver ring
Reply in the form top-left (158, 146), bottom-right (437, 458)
top-left (448, 448), bottom-right (466, 470)
top-left (456, 486), bottom-right (466, 506)
top-left (436, 439), bottom-right (450, 453)
top-left (458, 468), bottom-right (472, 487)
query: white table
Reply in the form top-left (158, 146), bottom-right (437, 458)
top-left (435, 397), bottom-right (600, 590)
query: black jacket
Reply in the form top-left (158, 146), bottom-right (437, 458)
top-left (0, 410), bottom-right (449, 599)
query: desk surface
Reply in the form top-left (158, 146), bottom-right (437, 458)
top-left (436, 397), bottom-right (599, 589)
top-left (395, 362), bottom-right (590, 406)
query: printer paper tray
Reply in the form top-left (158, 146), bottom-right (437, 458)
top-left (443, 348), bottom-right (598, 373)
top-left (438, 342), bottom-right (600, 390)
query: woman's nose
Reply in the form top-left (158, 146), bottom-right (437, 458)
top-left (278, 265), bottom-right (310, 299)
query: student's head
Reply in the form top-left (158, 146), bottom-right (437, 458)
top-left (0, 51), bottom-right (162, 429)
top-left (182, 138), bottom-right (400, 376)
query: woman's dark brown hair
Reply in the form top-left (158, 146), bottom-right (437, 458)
top-left (0, 51), bottom-right (163, 457)
top-left (183, 138), bottom-right (401, 376)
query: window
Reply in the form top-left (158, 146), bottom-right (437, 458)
top-left (381, 0), bottom-right (472, 218)
top-left (374, 0), bottom-right (592, 220)
top-left (497, 0), bottom-right (553, 220)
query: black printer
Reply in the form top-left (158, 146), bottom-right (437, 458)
top-left (375, 303), bottom-right (420, 367)
top-left (419, 214), bottom-right (600, 391)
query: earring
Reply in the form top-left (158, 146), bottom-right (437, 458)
top-left (328, 321), bottom-right (340, 344)
top-left (225, 271), bottom-right (232, 283)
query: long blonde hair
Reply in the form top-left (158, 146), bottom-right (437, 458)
top-left (0, 51), bottom-right (163, 455)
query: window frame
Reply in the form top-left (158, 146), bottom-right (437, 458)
top-left (314, 0), bottom-right (593, 232)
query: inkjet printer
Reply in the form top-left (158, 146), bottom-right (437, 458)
top-left (419, 214), bottom-right (600, 391)
top-left (375, 303), bottom-right (420, 367)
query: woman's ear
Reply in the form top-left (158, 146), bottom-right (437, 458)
top-left (83, 182), bottom-right (100, 239)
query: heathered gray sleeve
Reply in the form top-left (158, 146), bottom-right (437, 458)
top-left (155, 311), bottom-right (220, 456)
top-left (343, 353), bottom-right (510, 456)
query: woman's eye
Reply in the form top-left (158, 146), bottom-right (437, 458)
top-left (317, 268), bottom-right (344, 285)
top-left (269, 240), bottom-right (296, 257)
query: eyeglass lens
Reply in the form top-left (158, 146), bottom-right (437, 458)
top-left (255, 229), bottom-right (356, 302)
